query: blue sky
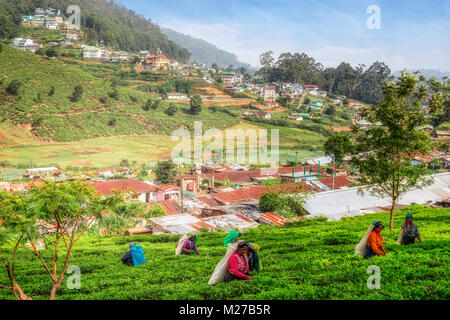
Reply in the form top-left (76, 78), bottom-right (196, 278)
top-left (116, 0), bottom-right (450, 71)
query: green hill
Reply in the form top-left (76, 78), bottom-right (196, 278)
top-left (0, 205), bottom-right (447, 300)
top-left (161, 27), bottom-right (252, 69)
top-left (0, 45), bottom-right (238, 142)
top-left (0, 0), bottom-right (190, 62)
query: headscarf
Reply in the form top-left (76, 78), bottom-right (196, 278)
top-left (247, 243), bottom-right (262, 271)
top-left (237, 241), bottom-right (248, 250)
top-left (372, 221), bottom-right (384, 228)
top-left (224, 229), bottom-right (241, 247)
top-left (129, 241), bottom-right (136, 248)
top-left (189, 234), bottom-right (198, 254)
top-left (405, 213), bottom-right (413, 219)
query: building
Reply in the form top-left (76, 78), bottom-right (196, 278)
top-left (291, 112), bottom-right (310, 119)
top-left (92, 179), bottom-right (157, 203)
top-left (149, 214), bottom-right (216, 235)
top-left (288, 115), bottom-right (303, 121)
top-left (155, 185), bottom-right (180, 201)
top-left (165, 92), bottom-right (188, 100)
top-left (144, 50), bottom-right (171, 70)
top-left (221, 72), bottom-right (236, 85)
top-left (264, 101), bottom-right (279, 108)
top-left (303, 85), bottom-right (320, 92)
top-left (304, 172), bottom-right (450, 220)
top-left (83, 46), bottom-right (102, 59)
top-left (24, 167), bottom-right (59, 178)
top-left (11, 38), bottom-right (39, 53)
top-left (260, 84), bottom-right (278, 101)
top-left (281, 87), bottom-right (297, 100)
top-left (243, 111), bottom-right (271, 119)
top-left (280, 171), bottom-right (321, 183)
top-left (44, 17), bottom-right (58, 30)
top-left (65, 30), bottom-right (78, 40)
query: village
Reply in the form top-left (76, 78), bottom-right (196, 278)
top-left (1, 153), bottom-right (449, 238)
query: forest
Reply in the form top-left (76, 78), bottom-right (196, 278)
top-left (258, 51), bottom-right (392, 105)
top-left (0, 0), bottom-right (191, 62)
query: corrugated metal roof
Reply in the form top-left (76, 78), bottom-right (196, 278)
top-left (202, 213), bottom-right (259, 231)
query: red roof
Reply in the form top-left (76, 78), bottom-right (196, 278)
top-left (197, 196), bottom-right (220, 207)
top-left (92, 179), bottom-right (157, 195)
top-left (189, 221), bottom-right (217, 231)
top-left (158, 199), bottom-right (181, 215)
top-left (156, 184), bottom-right (180, 192)
top-left (315, 176), bottom-right (353, 189)
top-left (203, 165), bottom-right (324, 184)
top-left (259, 212), bottom-right (302, 226)
top-left (303, 85), bottom-right (319, 88)
top-left (212, 186), bottom-right (267, 205)
top-left (259, 212), bottom-right (289, 226)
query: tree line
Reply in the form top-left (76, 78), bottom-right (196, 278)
top-left (258, 51), bottom-right (392, 105)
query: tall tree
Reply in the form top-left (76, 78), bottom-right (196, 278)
top-left (190, 94), bottom-right (202, 115)
top-left (351, 72), bottom-right (448, 230)
top-left (324, 134), bottom-right (353, 189)
top-left (0, 180), bottom-right (123, 300)
top-left (154, 159), bottom-right (177, 184)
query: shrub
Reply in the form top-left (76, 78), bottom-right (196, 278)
top-left (166, 104), bottom-right (178, 116)
top-left (70, 85), bottom-right (83, 102)
top-left (190, 95), bottom-right (202, 115)
top-left (6, 79), bottom-right (23, 96)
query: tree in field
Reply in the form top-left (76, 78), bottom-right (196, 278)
top-left (0, 180), bottom-right (124, 300)
top-left (154, 159), bottom-right (177, 184)
top-left (6, 80), bottom-right (23, 96)
top-left (166, 104), bottom-right (178, 116)
top-left (190, 94), bottom-right (202, 115)
top-left (324, 104), bottom-right (337, 118)
top-left (70, 85), bottom-right (83, 102)
top-left (48, 86), bottom-right (55, 97)
top-left (351, 72), bottom-right (449, 230)
top-left (324, 134), bottom-right (353, 189)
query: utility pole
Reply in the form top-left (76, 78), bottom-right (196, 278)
top-left (178, 163), bottom-right (184, 214)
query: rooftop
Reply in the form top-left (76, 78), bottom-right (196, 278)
top-left (92, 179), bottom-right (157, 195)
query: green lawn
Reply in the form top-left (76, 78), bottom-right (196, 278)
top-left (0, 205), bottom-right (448, 300)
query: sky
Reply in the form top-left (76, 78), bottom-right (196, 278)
top-left (116, 0), bottom-right (450, 71)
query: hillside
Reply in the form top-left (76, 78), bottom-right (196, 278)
top-left (393, 69), bottom-right (450, 80)
top-left (161, 27), bottom-right (252, 69)
top-left (0, 0), bottom-right (190, 62)
top-left (0, 45), bottom-right (239, 142)
top-left (0, 205), bottom-right (447, 300)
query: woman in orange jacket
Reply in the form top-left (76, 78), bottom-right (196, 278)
top-left (364, 221), bottom-right (387, 259)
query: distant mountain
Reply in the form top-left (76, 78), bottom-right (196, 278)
top-left (0, 0), bottom-right (191, 63)
top-left (393, 69), bottom-right (450, 79)
top-left (161, 27), bottom-right (252, 69)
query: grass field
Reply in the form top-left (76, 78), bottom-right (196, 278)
top-left (0, 205), bottom-right (448, 300)
top-left (0, 120), bottom-right (323, 168)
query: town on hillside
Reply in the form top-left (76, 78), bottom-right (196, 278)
top-left (0, 1), bottom-right (449, 304)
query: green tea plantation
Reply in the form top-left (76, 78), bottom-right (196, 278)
top-left (0, 205), bottom-right (448, 300)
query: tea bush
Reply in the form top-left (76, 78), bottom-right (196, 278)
top-left (0, 205), bottom-right (448, 300)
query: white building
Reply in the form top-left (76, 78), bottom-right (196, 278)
top-left (83, 46), bottom-right (102, 59)
top-left (44, 17), bottom-right (58, 30)
top-left (12, 38), bottom-right (39, 53)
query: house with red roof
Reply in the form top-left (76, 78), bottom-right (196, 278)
top-left (155, 185), bottom-right (180, 201)
top-left (91, 179), bottom-right (157, 203)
